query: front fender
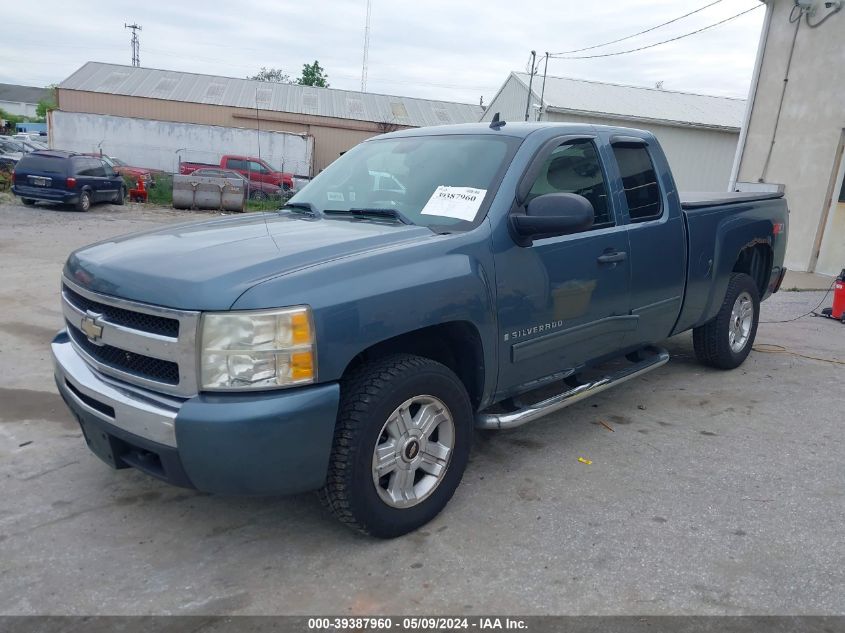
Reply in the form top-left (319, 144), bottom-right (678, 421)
top-left (232, 226), bottom-right (498, 399)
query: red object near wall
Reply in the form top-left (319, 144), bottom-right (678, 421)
top-left (129, 178), bottom-right (147, 203)
top-left (832, 270), bottom-right (845, 320)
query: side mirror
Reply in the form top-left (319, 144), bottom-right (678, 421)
top-left (510, 193), bottom-right (595, 245)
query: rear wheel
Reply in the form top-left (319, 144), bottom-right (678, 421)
top-left (693, 273), bottom-right (760, 369)
top-left (21, 198), bottom-right (35, 206)
top-left (75, 190), bottom-right (91, 212)
top-left (319, 354), bottom-right (472, 538)
top-left (250, 190), bottom-right (268, 201)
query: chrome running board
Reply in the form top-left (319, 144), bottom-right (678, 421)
top-left (475, 346), bottom-right (670, 430)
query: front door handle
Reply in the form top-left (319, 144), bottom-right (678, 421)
top-left (597, 250), bottom-right (627, 264)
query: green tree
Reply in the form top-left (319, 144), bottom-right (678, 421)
top-left (247, 67), bottom-right (292, 83)
top-left (35, 85), bottom-right (58, 119)
top-left (297, 61), bottom-right (329, 87)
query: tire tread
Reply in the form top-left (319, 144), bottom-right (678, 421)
top-left (693, 272), bottom-right (759, 369)
top-left (318, 354), bottom-right (464, 536)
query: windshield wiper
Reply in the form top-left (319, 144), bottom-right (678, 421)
top-left (323, 207), bottom-right (414, 225)
top-left (281, 201), bottom-right (318, 216)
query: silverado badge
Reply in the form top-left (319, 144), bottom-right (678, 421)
top-left (80, 312), bottom-right (104, 343)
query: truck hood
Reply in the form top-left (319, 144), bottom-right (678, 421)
top-left (65, 213), bottom-right (434, 310)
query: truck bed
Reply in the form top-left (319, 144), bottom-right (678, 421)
top-left (680, 191), bottom-right (784, 210)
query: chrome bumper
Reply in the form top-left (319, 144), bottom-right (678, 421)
top-left (52, 332), bottom-right (180, 447)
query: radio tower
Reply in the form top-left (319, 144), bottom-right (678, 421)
top-left (360, 0), bottom-right (371, 92)
top-left (125, 22), bottom-right (142, 67)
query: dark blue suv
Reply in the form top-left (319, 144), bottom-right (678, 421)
top-left (12, 150), bottom-right (126, 211)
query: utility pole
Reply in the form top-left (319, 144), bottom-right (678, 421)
top-left (125, 22), bottom-right (142, 67)
top-left (538, 52), bottom-right (549, 122)
top-left (524, 50), bottom-right (536, 121)
top-left (361, 0), bottom-right (372, 92)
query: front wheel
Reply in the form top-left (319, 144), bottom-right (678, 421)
top-left (319, 354), bottom-right (472, 538)
top-left (113, 186), bottom-right (126, 205)
top-left (21, 198), bottom-right (36, 206)
top-left (693, 273), bottom-right (760, 369)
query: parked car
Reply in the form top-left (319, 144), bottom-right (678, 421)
top-left (180, 154), bottom-right (294, 191)
top-left (189, 167), bottom-right (282, 200)
top-left (13, 132), bottom-right (48, 143)
top-left (51, 122), bottom-right (788, 537)
top-left (0, 136), bottom-right (46, 161)
top-left (12, 150), bottom-right (126, 211)
top-left (83, 153), bottom-right (154, 186)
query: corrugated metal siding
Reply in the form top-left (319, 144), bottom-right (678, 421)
top-left (57, 89), bottom-right (401, 173)
top-left (480, 75), bottom-right (530, 122)
top-left (545, 111), bottom-right (739, 191)
top-left (512, 72), bottom-right (744, 130)
top-left (59, 62), bottom-right (484, 128)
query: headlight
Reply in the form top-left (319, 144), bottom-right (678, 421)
top-left (200, 306), bottom-right (315, 390)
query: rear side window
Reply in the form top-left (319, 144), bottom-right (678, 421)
top-left (16, 154), bottom-right (67, 175)
top-left (612, 144), bottom-right (662, 221)
top-left (227, 159), bottom-right (246, 170)
top-left (74, 157), bottom-right (105, 176)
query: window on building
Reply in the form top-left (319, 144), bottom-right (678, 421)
top-left (612, 143), bottom-right (662, 221)
top-left (390, 101), bottom-right (409, 121)
top-left (526, 139), bottom-right (612, 227)
top-left (839, 171), bottom-right (845, 203)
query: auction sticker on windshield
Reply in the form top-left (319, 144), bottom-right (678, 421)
top-left (421, 186), bottom-right (487, 221)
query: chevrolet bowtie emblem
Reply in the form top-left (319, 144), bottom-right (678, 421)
top-left (80, 312), bottom-right (104, 342)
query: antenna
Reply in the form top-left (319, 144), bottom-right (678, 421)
top-left (489, 112), bottom-right (506, 130)
top-left (361, 0), bottom-right (372, 92)
top-left (125, 22), bottom-right (142, 67)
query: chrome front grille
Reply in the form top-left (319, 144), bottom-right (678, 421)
top-left (61, 278), bottom-right (200, 397)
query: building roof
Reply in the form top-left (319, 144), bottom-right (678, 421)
top-left (0, 83), bottom-right (51, 105)
top-left (59, 62), bottom-right (485, 128)
top-left (511, 72), bottom-right (745, 131)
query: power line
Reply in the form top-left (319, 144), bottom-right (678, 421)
top-left (550, 5), bottom-right (763, 60)
top-left (551, 0), bottom-right (726, 56)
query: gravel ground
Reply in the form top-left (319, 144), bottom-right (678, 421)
top-left (0, 197), bottom-right (842, 616)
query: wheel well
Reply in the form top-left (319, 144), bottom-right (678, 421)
top-left (342, 322), bottom-right (485, 408)
top-left (733, 244), bottom-right (771, 296)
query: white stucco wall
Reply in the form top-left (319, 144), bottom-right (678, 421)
top-left (736, 0), bottom-right (845, 274)
top-left (49, 110), bottom-right (314, 176)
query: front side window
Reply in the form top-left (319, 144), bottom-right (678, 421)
top-left (612, 144), bottom-right (662, 221)
top-left (287, 134), bottom-right (517, 231)
top-left (526, 139), bottom-right (612, 226)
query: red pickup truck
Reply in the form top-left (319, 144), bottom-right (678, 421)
top-left (180, 155), bottom-right (294, 191)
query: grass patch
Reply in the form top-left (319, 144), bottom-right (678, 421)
top-left (147, 174), bottom-right (173, 206)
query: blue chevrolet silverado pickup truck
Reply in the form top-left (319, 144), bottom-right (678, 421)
top-left (52, 121), bottom-right (788, 537)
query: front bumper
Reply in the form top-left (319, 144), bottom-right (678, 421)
top-left (52, 331), bottom-right (340, 495)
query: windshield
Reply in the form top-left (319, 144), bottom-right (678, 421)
top-left (99, 156), bottom-right (115, 167)
top-left (287, 134), bottom-right (516, 230)
top-left (109, 157), bottom-right (126, 166)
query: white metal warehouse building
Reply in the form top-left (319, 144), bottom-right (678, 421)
top-left (54, 62), bottom-right (485, 176)
top-left (482, 72), bottom-right (746, 191)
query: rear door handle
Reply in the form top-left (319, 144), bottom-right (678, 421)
top-left (597, 250), bottom-right (627, 264)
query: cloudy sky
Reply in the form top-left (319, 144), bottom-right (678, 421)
top-left (1, 0), bottom-right (765, 104)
